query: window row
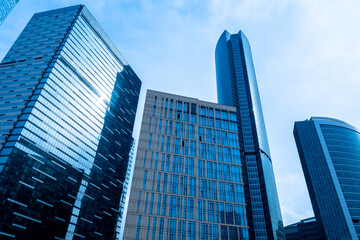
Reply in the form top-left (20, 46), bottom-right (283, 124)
top-left (140, 173), bottom-right (245, 202)
top-left (135, 216), bottom-right (248, 240)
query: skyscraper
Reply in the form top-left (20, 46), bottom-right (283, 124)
top-left (0, 0), bottom-right (20, 25)
top-left (294, 117), bottom-right (360, 239)
top-left (0, 5), bottom-right (141, 239)
top-left (124, 90), bottom-right (249, 239)
top-left (215, 30), bottom-right (284, 239)
top-left (284, 217), bottom-right (322, 240)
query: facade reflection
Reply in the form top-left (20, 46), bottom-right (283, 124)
top-left (0, 5), bottom-right (141, 239)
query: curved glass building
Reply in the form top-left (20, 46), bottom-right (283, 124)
top-left (215, 30), bottom-right (284, 240)
top-left (294, 117), bottom-right (360, 239)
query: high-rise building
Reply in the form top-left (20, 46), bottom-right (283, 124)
top-left (284, 217), bottom-right (322, 240)
top-left (215, 30), bottom-right (284, 239)
top-left (294, 117), bottom-right (360, 239)
top-left (0, 5), bottom-right (141, 239)
top-left (124, 90), bottom-right (249, 239)
top-left (0, 0), bottom-right (20, 25)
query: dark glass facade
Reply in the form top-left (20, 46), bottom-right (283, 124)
top-left (124, 90), bottom-right (249, 239)
top-left (0, 0), bottom-right (20, 25)
top-left (215, 30), bottom-right (284, 239)
top-left (284, 217), bottom-right (322, 240)
top-left (294, 117), bottom-right (360, 239)
top-left (0, 5), bottom-right (141, 239)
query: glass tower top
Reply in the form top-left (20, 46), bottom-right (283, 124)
top-left (0, 5), bottom-right (141, 239)
top-left (215, 30), bottom-right (284, 239)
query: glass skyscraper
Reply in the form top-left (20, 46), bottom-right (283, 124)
top-left (294, 117), bottom-right (360, 239)
top-left (0, 5), bottom-right (141, 239)
top-left (215, 30), bottom-right (284, 240)
top-left (284, 217), bottom-right (322, 240)
top-left (0, 0), bottom-right (20, 25)
top-left (124, 90), bottom-right (249, 239)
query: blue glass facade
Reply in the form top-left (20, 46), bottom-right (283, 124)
top-left (284, 217), bottom-right (322, 240)
top-left (124, 90), bottom-right (249, 239)
top-left (215, 30), bottom-right (284, 239)
top-left (294, 117), bottom-right (360, 239)
top-left (0, 5), bottom-right (141, 239)
top-left (0, 0), bottom-right (20, 25)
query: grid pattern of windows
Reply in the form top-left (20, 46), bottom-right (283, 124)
top-left (215, 30), bottom-right (284, 239)
top-left (124, 90), bottom-right (248, 239)
top-left (294, 118), bottom-right (360, 239)
top-left (0, 5), bottom-right (141, 239)
top-left (0, 0), bottom-right (20, 25)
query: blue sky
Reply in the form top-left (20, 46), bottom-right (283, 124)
top-left (1, 0), bottom-right (360, 226)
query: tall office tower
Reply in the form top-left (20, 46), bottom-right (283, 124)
top-left (284, 217), bottom-right (322, 240)
top-left (0, 5), bottom-right (141, 239)
top-left (215, 30), bottom-right (284, 240)
top-left (294, 117), bottom-right (360, 239)
top-left (124, 90), bottom-right (249, 239)
top-left (0, 0), bottom-right (20, 25)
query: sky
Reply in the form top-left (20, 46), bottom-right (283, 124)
top-left (1, 0), bottom-right (360, 226)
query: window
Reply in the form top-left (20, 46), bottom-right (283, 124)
top-left (162, 195), bottom-right (167, 216)
top-left (219, 182), bottom-right (225, 201)
top-left (198, 200), bottom-right (205, 221)
top-left (235, 184), bottom-right (245, 203)
top-left (211, 181), bottom-right (217, 200)
top-left (152, 217), bottom-right (157, 240)
top-left (208, 201), bottom-right (215, 222)
top-left (201, 223), bottom-right (208, 240)
top-left (137, 192), bottom-right (142, 212)
top-left (154, 153), bottom-right (159, 170)
top-left (200, 179), bottom-right (207, 198)
top-left (168, 219), bottom-right (176, 240)
top-left (149, 193), bottom-right (154, 214)
top-left (157, 194), bottom-right (161, 215)
top-left (166, 155), bottom-right (170, 172)
top-left (189, 177), bottom-right (196, 197)
top-left (225, 204), bottom-right (234, 224)
top-left (188, 222), bottom-right (196, 240)
top-left (144, 192), bottom-right (149, 213)
top-left (190, 141), bottom-right (196, 157)
top-left (217, 146), bottom-right (223, 162)
top-left (158, 119), bottom-right (162, 134)
top-left (136, 216), bottom-right (142, 240)
top-left (148, 134), bottom-right (152, 150)
top-left (143, 170), bottom-right (148, 189)
top-left (172, 156), bottom-right (179, 173)
top-left (226, 183), bottom-right (235, 202)
top-left (231, 165), bottom-right (241, 183)
top-left (161, 154), bottom-right (165, 171)
top-left (232, 148), bottom-right (241, 164)
top-left (157, 173), bottom-right (161, 192)
top-left (169, 196), bottom-right (176, 217)
top-left (159, 218), bottom-right (164, 240)
top-left (234, 204), bottom-right (244, 225)
top-left (171, 175), bottom-right (178, 194)
top-left (207, 162), bottom-right (213, 179)
top-left (221, 225), bottom-right (228, 240)
top-left (163, 174), bottom-right (168, 193)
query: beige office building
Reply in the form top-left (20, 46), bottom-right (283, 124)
top-left (124, 90), bottom-right (249, 239)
